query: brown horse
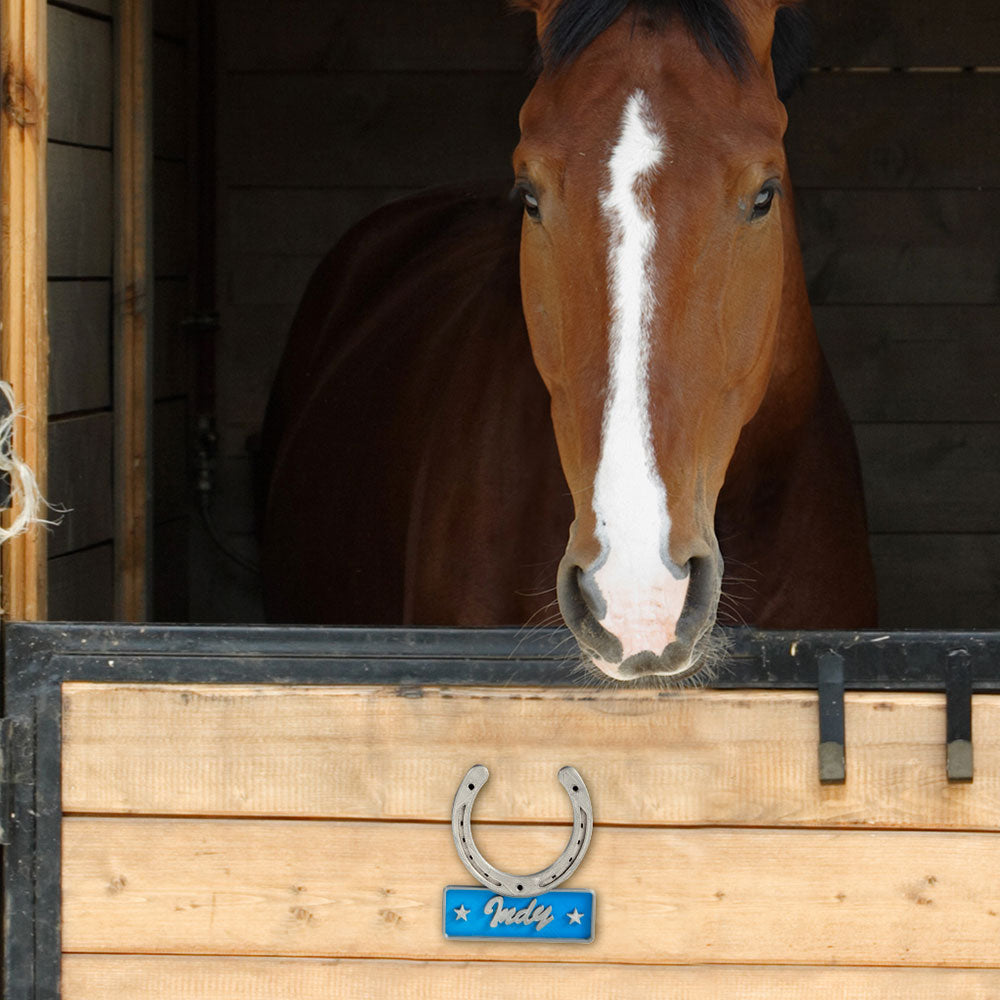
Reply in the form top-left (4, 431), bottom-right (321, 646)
top-left (259, 0), bottom-right (877, 681)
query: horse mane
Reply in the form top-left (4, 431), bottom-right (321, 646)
top-left (514, 0), bottom-right (812, 101)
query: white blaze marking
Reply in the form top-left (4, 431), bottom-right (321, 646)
top-left (591, 90), bottom-right (689, 665)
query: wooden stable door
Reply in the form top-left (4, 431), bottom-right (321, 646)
top-left (6, 625), bottom-right (1000, 998)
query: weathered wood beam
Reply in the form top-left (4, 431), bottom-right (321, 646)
top-left (0, 0), bottom-right (48, 620)
top-left (113, 0), bottom-right (154, 620)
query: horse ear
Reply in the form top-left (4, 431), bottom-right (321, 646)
top-left (509, 0), bottom-right (560, 40)
top-left (742, 0), bottom-right (784, 72)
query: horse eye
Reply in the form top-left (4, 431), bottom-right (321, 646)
top-left (750, 183), bottom-right (778, 221)
top-left (518, 186), bottom-right (541, 221)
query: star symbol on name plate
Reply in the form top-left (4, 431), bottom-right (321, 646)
top-left (566, 908), bottom-right (584, 925)
top-left (453, 904), bottom-right (470, 922)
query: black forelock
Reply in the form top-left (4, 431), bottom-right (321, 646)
top-left (543, 0), bottom-right (751, 75)
top-left (539, 0), bottom-right (812, 100)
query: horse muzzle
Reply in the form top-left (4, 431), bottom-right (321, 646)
top-left (556, 546), bottom-right (722, 682)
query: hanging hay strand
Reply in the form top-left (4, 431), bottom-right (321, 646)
top-left (0, 380), bottom-right (48, 544)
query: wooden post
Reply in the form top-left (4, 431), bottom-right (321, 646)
top-left (114, 0), bottom-right (153, 621)
top-left (0, 0), bottom-right (48, 621)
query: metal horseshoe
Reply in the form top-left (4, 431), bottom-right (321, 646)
top-left (451, 764), bottom-right (593, 898)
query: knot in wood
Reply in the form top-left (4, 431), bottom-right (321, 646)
top-left (2, 71), bottom-right (39, 129)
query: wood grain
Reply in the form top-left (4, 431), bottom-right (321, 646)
top-left (152, 398), bottom-right (187, 522)
top-left (871, 534), bottom-right (1000, 629)
top-left (808, 0), bottom-right (1000, 68)
top-left (61, 685), bottom-right (1000, 829)
top-left (62, 817), bottom-right (1000, 965)
top-left (47, 143), bottom-right (113, 277)
top-left (786, 72), bottom-right (1000, 189)
top-left (152, 517), bottom-right (188, 622)
top-left (48, 544), bottom-right (114, 622)
top-left (222, 73), bottom-right (527, 188)
top-left (47, 4), bottom-right (112, 148)
top-left (153, 0), bottom-right (189, 40)
top-left (857, 424), bottom-right (1000, 534)
top-left (153, 159), bottom-right (189, 276)
top-left (114, 0), bottom-right (154, 620)
top-left (2, 0), bottom-right (49, 619)
top-left (796, 190), bottom-right (1000, 305)
top-left (152, 35), bottom-right (186, 161)
top-left (224, 186), bottom-right (412, 257)
top-left (62, 0), bottom-right (111, 15)
top-left (220, 0), bottom-right (536, 74)
top-left (48, 413), bottom-right (114, 557)
top-left (61, 955), bottom-right (1000, 999)
top-left (152, 278), bottom-right (189, 401)
top-left (47, 280), bottom-right (112, 415)
top-left (815, 305), bottom-right (1000, 423)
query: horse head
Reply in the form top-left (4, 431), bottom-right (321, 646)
top-left (513, 0), bottom-right (797, 680)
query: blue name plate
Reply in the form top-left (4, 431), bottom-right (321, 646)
top-left (443, 886), bottom-right (595, 942)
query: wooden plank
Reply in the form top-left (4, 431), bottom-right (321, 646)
top-left (228, 253), bottom-right (320, 308)
top-left (152, 278), bottom-right (189, 400)
top-left (221, 0), bottom-right (536, 73)
top-left (857, 424), bottom-right (1000, 534)
top-left (796, 190), bottom-right (1000, 305)
top-left (153, 158), bottom-right (189, 276)
top-left (221, 73), bottom-right (527, 188)
top-left (61, 685), bottom-right (1000, 829)
top-left (152, 0), bottom-right (188, 39)
top-left (57, 0), bottom-right (111, 15)
top-left (114, 0), bottom-right (154, 620)
top-left (809, 0), bottom-right (1000, 68)
top-left (61, 817), bottom-right (1000, 965)
top-left (48, 413), bottom-right (113, 557)
top-left (60, 955), bottom-right (1000, 1000)
top-left (2, 0), bottom-right (49, 619)
top-left (152, 517), bottom-right (188, 621)
top-left (786, 73), bottom-right (1000, 189)
top-left (225, 187), bottom-right (412, 257)
top-left (152, 397), bottom-right (187, 522)
top-left (212, 307), bottom-right (292, 459)
top-left (872, 534), bottom-right (1000, 629)
top-left (47, 543), bottom-right (113, 621)
top-left (47, 4), bottom-right (112, 147)
top-left (47, 143), bottom-right (112, 276)
top-left (816, 305), bottom-right (1000, 423)
top-left (152, 35), bottom-right (185, 160)
top-left (47, 280), bottom-right (111, 414)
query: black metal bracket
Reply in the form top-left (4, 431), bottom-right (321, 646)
top-left (817, 650), bottom-right (846, 784)
top-left (946, 650), bottom-right (973, 782)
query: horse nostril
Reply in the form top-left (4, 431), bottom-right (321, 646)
top-left (556, 559), bottom-right (623, 665)
top-left (576, 566), bottom-right (606, 620)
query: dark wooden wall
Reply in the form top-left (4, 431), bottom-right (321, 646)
top-left (786, 2), bottom-right (1000, 627)
top-left (46, 0), bottom-right (116, 619)
top-left (46, 0), bottom-right (194, 621)
top-left (206, 1), bottom-right (998, 628)
top-left (149, 0), bottom-right (195, 621)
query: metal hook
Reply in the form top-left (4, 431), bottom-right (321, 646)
top-left (451, 764), bottom-right (593, 898)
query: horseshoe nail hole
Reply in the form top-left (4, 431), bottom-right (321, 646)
top-left (468, 783), bottom-right (475, 790)
top-left (517, 884), bottom-right (523, 892)
top-left (573, 786), bottom-right (579, 792)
